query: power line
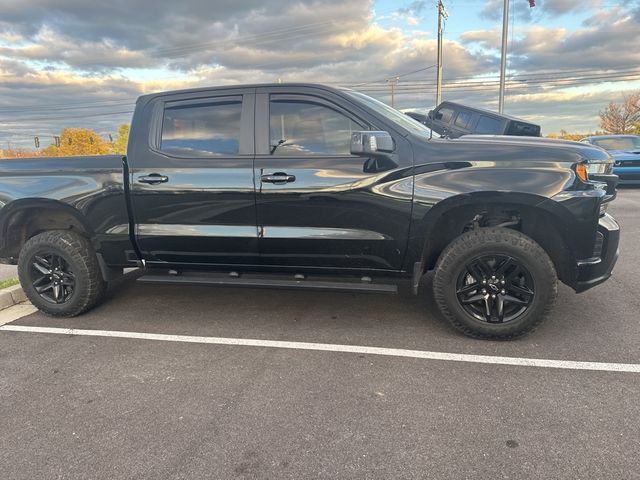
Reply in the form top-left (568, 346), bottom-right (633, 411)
top-left (348, 70), bottom-right (640, 90)
top-left (3, 66), bottom-right (637, 117)
top-left (1, 110), bottom-right (134, 123)
top-left (350, 65), bottom-right (438, 87)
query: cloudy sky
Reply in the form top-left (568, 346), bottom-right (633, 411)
top-left (1, 0), bottom-right (639, 148)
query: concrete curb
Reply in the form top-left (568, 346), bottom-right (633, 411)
top-left (0, 284), bottom-right (27, 311)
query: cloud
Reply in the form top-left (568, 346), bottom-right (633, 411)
top-left (0, 0), bottom-right (639, 148)
top-left (479, 0), bottom-right (601, 22)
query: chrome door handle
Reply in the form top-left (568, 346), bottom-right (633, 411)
top-left (138, 174), bottom-right (169, 185)
top-left (261, 172), bottom-right (296, 184)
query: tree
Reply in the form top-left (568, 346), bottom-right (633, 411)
top-left (1, 148), bottom-right (43, 159)
top-left (599, 92), bottom-right (640, 134)
top-left (547, 130), bottom-right (603, 141)
top-left (112, 124), bottom-right (129, 155)
top-left (43, 128), bottom-right (111, 156)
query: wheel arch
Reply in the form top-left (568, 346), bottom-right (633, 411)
top-left (410, 191), bottom-right (577, 286)
top-left (0, 199), bottom-right (95, 260)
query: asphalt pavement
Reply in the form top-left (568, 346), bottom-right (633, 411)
top-left (1, 190), bottom-right (639, 479)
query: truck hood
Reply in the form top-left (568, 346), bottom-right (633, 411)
top-left (416, 134), bottom-right (613, 166)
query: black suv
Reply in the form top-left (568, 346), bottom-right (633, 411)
top-left (410, 101), bottom-right (541, 139)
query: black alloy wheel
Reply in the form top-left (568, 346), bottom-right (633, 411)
top-left (455, 254), bottom-right (534, 324)
top-left (29, 253), bottom-right (76, 304)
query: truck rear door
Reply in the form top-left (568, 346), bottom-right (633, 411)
top-left (128, 88), bottom-right (258, 267)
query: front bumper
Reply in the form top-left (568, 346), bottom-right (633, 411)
top-left (574, 213), bottom-right (620, 293)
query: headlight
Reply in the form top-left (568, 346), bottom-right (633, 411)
top-left (586, 162), bottom-right (610, 175)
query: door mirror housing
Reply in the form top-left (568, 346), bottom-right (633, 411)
top-left (350, 131), bottom-right (395, 157)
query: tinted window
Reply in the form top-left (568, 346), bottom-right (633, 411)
top-left (161, 98), bottom-right (242, 156)
top-left (345, 91), bottom-right (432, 137)
top-left (270, 98), bottom-right (364, 155)
top-left (437, 107), bottom-right (455, 124)
top-left (454, 110), bottom-right (474, 129)
top-left (506, 121), bottom-right (540, 137)
top-left (475, 115), bottom-right (503, 135)
top-left (590, 137), bottom-right (640, 151)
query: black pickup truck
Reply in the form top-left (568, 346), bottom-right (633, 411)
top-left (0, 83), bottom-right (620, 339)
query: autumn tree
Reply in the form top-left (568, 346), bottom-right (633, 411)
top-left (0, 148), bottom-right (43, 159)
top-left (547, 130), bottom-right (605, 141)
top-left (599, 92), bottom-right (640, 134)
top-left (111, 124), bottom-right (129, 155)
top-left (43, 128), bottom-right (111, 157)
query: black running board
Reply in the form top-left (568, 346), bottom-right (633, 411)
top-left (137, 272), bottom-right (398, 294)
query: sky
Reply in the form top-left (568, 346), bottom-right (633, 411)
top-left (0, 0), bottom-right (639, 149)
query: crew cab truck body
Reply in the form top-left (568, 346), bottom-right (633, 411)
top-left (0, 84), bottom-right (620, 339)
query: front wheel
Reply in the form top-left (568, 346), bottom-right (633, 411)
top-left (18, 230), bottom-right (106, 317)
top-left (433, 227), bottom-right (557, 339)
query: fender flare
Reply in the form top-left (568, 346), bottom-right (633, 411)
top-left (405, 191), bottom-right (579, 279)
top-left (0, 198), bottom-right (94, 253)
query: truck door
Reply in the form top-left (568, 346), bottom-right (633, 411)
top-left (128, 88), bottom-right (258, 267)
top-left (253, 87), bottom-right (413, 272)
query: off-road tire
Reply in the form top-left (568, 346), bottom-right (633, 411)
top-left (18, 230), bottom-right (106, 317)
top-left (433, 227), bottom-right (557, 340)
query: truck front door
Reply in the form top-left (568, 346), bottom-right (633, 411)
top-left (254, 87), bottom-right (413, 272)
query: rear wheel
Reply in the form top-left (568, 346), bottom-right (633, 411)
top-left (18, 230), bottom-right (106, 317)
top-left (433, 227), bottom-right (557, 339)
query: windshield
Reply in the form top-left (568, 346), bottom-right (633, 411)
top-left (344, 90), bottom-right (434, 137)
top-left (591, 136), bottom-right (640, 151)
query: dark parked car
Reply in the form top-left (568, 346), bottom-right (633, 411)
top-left (417, 101), bottom-right (541, 139)
top-left (0, 83), bottom-right (619, 339)
top-left (580, 135), bottom-right (640, 184)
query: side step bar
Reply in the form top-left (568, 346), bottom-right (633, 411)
top-left (137, 272), bottom-right (398, 294)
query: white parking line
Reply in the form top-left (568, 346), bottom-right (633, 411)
top-left (2, 324), bottom-right (639, 373)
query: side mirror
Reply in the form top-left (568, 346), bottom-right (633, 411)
top-left (427, 110), bottom-right (434, 119)
top-left (350, 131), bottom-right (395, 157)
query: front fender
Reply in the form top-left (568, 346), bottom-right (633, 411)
top-left (403, 161), bottom-right (601, 272)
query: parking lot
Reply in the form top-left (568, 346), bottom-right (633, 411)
top-left (0, 190), bottom-right (638, 479)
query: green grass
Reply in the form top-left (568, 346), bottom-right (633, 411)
top-left (0, 278), bottom-right (19, 290)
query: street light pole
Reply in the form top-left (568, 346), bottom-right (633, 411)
top-left (498, 0), bottom-right (510, 113)
top-left (436, 0), bottom-right (448, 106)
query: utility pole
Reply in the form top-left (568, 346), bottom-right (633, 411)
top-left (386, 76), bottom-right (399, 107)
top-left (498, 0), bottom-right (510, 113)
top-left (436, 0), bottom-right (448, 106)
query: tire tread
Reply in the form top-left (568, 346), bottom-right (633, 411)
top-left (432, 227), bottom-right (557, 340)
top-left (18, 230), bottom-right (106, 317)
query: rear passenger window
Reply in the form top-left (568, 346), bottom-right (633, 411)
top-left (454, 111), bottom-right (474, 129)
top-left (161, 97), bottom-right (242, 156)
top-left (475, 115), bottom-right (502, 135)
